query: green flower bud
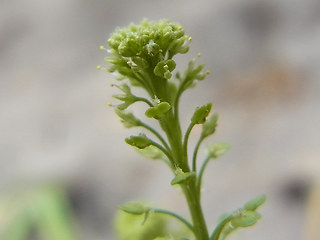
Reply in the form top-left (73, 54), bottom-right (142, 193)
top-left (168, 37), bottom-right (189, 56)
top-left (201, 113), bottom-right (218, 139)
top-left (145, 40), bottom-right (160, 55)
top-left (118, 38), bottom-right (140, 57)
top-left (243, 195), bottom-right (267, 211)
top-left (125, 134), bottom-right (152, 149)
top-left (206, 143), bottom-right (230, 159)
top-left (191, 103), bottom-right (212, 124)
top-left (131, 56), bottom-right (149, 69)
top-left (145, 102), bottom-right (171, 120)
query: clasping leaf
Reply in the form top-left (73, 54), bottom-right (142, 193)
top-left (145, 102), bottom-right (171, 119)
top-left (171, 168), bottom-right (196, 185)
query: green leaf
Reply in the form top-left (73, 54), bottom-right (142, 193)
top-left (230, 210), bottom-right (261, 228)
top-left (118, 202), bottom-right (150, 215)
top-left (206, 143), bottom-right (230, 159)
top-left (191, 103), bottom-right (212, 124)
top-left (201, 113), bottom-right (218, 139)
top-left (125, 134), bottom-right (152, 149)
top-left (243, 195), bottom-right (267, 211)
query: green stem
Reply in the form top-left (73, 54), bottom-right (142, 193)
top-left (135, 71), bottom-right (155, 97)
top-left (163, 86), bottom-right (209, 239)
top-left (183, 122), bottom-right (196, 163)
top-left (182, 180), bottom-right (210, 240)
top-left (141, 123), bottom-right (171, 152)
top-left (192, 137), bottom-right (204, 172)
top-left (173, 79), bottom-right (187, 123)
top-left (160, 112), bottom-right (187, 171)
top-left (135, 97), bottom-right (153, 107)
top-left (197, 156), bottom-right (210, 200)
top-left (209, 216), bottom-right (232, 240)
top-left (149, 141), bottom-right (174, 166)
top-left (153, 208), bottom-right (194, 233)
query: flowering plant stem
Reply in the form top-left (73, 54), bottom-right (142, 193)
top-left (162, 113), bottom-right (209, 239)
top-left (170, 120), bottom-right (208, 239)
top-left (99, 19), bottom-right (266, 240)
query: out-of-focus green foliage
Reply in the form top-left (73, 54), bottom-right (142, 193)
top-left (0, 186), bottom-right (76, 240)
top-left (114, 209), bottom-right (167, 240)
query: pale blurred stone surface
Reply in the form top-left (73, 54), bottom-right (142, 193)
top-left (1, 0), bottom-right (320, 239)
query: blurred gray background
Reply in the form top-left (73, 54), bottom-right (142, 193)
top-left (1, 0), bottom-right (320, 239)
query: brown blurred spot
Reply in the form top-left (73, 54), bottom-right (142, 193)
top-left (281, 177), bottom-right (311, 204)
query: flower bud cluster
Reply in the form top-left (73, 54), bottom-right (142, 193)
top-left (108, 19), bottom-right (188, 59)
top-left (104, 19), bottom-right (191, 99)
